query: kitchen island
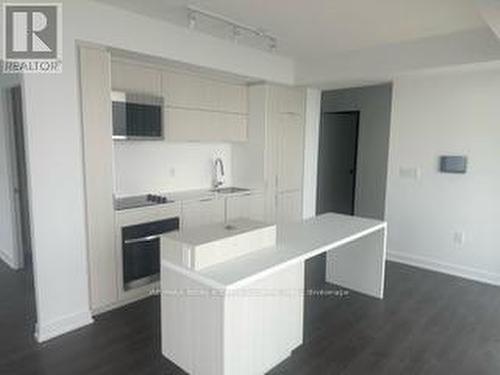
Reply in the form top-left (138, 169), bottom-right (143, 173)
top-left (160, 213), bottom-right (387, 375)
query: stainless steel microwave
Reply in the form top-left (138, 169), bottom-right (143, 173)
top-left (111, 91), bottom-right (164, 141)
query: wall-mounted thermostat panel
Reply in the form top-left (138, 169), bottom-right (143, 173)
top-left (440, 156), bottom-right (467, 174)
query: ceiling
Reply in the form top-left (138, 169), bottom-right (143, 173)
top-left (95, 0), bottom-right (485, 59)
top-left (94, 0), bottom-right (500, 88)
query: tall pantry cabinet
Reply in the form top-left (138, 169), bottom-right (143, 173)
top-left (232, 84), bottom-right (306, 223)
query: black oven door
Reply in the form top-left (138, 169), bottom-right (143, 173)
top-left (122, 217), bottom-right (179, 291)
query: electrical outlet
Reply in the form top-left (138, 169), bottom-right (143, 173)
top-left (453, 232), bottom-right (465, 247)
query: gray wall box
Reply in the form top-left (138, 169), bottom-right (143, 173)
top-left (440, 156), bottom-right (467, 174)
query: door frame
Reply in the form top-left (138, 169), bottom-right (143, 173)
top-left (316, 110), bottom-right (360, 216)
top-left (6, 85), bottom-right (32, 269)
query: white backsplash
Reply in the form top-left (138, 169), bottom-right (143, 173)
top-left (113, 141), bottom-right (232, 197)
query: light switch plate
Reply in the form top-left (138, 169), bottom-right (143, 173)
top-left (399, 167), bottom-right (420, 180)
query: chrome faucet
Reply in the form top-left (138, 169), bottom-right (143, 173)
top-left (214, 158), bottom-right (225, 189)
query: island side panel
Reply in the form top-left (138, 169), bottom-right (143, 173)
top-left (325, 226), bottom-right (387, 299)
top-left (223, 262), bottom-right (305, 375)
top-left (161, 265), bottom-right (225, 375)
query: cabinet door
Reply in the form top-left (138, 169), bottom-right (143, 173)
top-left (166, 71), bottom-right (248, 114)
top-left (215, 112), bottom-right (247, 142)
top-left (181, 198), bottom-right (225, 228)
top-left (166, 108), bottom-right (208, 141)
top-left (111, 61), bottom-right (162, 95)
top-left (165, 71), bottom-right (215, 111)
top-left (215, 81), bottom-right (248, 114)
top-left (166, 108), bottom-right (247, 142)
top-left (270, 86), bottom-right (305, 116)
top-left (276, 190), bottom-right (303, 224)
top-left (226, 193), bottom-right (266, 222)
top-left (277, 113), bottom-right (304, 192)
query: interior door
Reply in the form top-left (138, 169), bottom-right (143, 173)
top-left (316, 111), bottom-right (359, 215)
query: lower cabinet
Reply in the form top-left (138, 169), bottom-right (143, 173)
top-left (276, 190), bottom-right (303, 224)
top-left (226, 193), bottom-right (266, 222)
top-left (181, 198), bottom-right (225, 228)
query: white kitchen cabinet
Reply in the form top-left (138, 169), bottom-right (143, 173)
top-left (164, 71), bottom-right (248, 142)
top-left (277, 113), bottom-right (304, 192)
top-left (166, 108), bottom-right (247, 142)
top-left (165, 71), bottom-right (247, 114)
top-left (276, 190), bottom-right (303, 224)
top-left (233, 84), bottom-right (305, 223)
top-left (226, 193), bottom-right (266, 222)
top-left (165, 108), bottom-right (206, 141)
top-left (165, 71), bottom-right (214, 111)
top-left (162, 259), bottom-right (303, 375)
top-left (79, 46), bottom-right (118, 312)
top-left (181, 198), bottom-right (225, 228)
top-left (111, 60), bottom-right (162, 95)
top-left (270, 85), bottom-right (305, 116)
top-left (214, 80), bottom-right (248, 114)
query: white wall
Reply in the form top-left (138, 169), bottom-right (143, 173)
top-left (0, 0), bottom-right (295, 341)
top-left (386, 64), bottom-right (500, 286)
top-left (0, 72), bottom-right (22, 269)
top-left (113, 142), bottom-right (232, 196)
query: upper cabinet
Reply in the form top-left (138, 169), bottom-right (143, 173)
top-left (269, 85), bottom-right (305, 116)
top-left (109, 60), bottom-right (249, 143)
top-left (111, 61), bottom-right (162, 96)
top-left (165, 71), bottom-right (247, 114)
top-left (164, 71), bottom-right (248, 142)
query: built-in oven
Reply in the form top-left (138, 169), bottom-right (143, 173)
top-left (122, 217), bottom-right (179, 291)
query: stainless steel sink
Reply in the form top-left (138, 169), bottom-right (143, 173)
top-left (210, 187), bottom-right (250, 194)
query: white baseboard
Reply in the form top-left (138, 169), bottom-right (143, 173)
top-left (92, 290), bottom-right (155, 316)
top-left (35, 310), bottom-right (94, 343)
top-left (0, 248), bottom-right (20, 270)
top-left (388, 251), bottom-right (500, 287)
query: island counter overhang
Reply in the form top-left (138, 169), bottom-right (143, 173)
top-left (160, 213), bottom-right (387, 375)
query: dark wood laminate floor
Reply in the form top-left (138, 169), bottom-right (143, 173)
top-left (1, 260), bottom-right (500, 375)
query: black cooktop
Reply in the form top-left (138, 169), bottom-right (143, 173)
top-left (114, 194), bottom-right (173, 211)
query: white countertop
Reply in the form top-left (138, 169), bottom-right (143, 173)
top-left (161, 213), bottom-right (386, 290)
top-left (165, 218), bottom-right (274, 246)
top-left (115, 187), bottom-right (264, 212)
